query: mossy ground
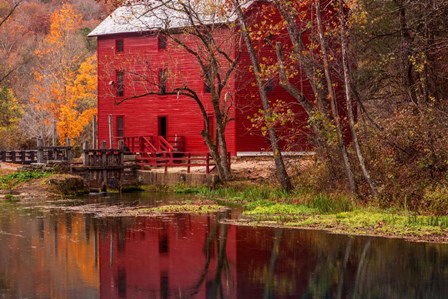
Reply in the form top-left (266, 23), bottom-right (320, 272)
top-left (171, 184), bottom-right (448, 243)
top-left (138, 203), bottom-right (228, 214)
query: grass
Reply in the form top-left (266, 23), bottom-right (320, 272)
top-left (0, 170), bottom-right (52, 190)
top-left (172, 184), bottom-right (448, 241)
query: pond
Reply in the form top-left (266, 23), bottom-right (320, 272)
top-left (1, 193), bottom-right (448, 298)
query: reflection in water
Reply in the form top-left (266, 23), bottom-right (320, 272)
top-left (98, 212), bottom-right (236, 299)
top-left (1, 202), bottom-right (448, 298)
top-left (0, 207), bottom-right (99, 298)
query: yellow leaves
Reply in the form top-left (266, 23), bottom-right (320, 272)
top-left (56, 55), bottom-right (97, 143)
top-left (71, 55), bottom-right (97, 102)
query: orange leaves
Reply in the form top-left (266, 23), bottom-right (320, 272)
top-left (57, 54), bottom-right (97, 143)
top-left (30, 3), bottom-right (95, 144)
top-left (48, 4), bottom-right (82, 46)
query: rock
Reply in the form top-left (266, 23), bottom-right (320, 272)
top-left (45, 174), bottom-right (89, 195)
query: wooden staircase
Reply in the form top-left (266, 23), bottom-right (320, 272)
top-left (121, 135), bottom-right (184, 167)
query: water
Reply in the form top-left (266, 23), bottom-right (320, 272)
top-left (1, 193), bottom-right (448, 298)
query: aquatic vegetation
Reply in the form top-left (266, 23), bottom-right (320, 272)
top-left (139, 204), bottom-right (228, 214)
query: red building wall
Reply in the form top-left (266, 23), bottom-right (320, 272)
top-left (96, 29), bottom-right (237, 154)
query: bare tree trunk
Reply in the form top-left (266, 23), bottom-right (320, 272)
top-left (394, 0), bottom-right (418, 106)
top-left (338, 0), bottom-right (379, 197)
top-left (315, 0), bottom-right (356, 193)
top-left (235, 1), bottom-right (293, 192)
top-left (273, 0), bottom-right (330, 116)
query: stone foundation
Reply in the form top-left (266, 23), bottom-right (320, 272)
top-left (137, 171), bottom-right (220, 188)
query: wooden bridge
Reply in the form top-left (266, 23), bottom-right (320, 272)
top-left (0, 138), bottom-right (72, 165)
top-left (1, 136), bottom-right (222, 190)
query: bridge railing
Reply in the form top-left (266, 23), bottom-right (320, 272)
top-left (82, 140), bottom-right (124, 168)
top-left (0, 138), bottom-right (72, 165)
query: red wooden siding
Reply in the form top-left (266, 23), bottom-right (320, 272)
top-left (97, 29), bottom-right (237, 154)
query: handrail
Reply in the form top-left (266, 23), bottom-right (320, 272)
top-left (122, 136), bottom-right (157, 154)
top-left (122, 135), bottom-right (184, 154)
top-left (136, 151), bottom-right (231, 174)
top-left (141, 136), bottom-right (158, 153)
top-left (158, 136), bottom-right (174, 152)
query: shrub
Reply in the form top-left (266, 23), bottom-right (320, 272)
top-left (422, 185), bottom-right (448, 215)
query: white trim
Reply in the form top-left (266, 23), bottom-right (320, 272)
top-left (236, 151), bottom-right (315, 157)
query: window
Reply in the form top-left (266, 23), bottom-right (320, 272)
top-left (116, 39), bottom-right (124, 52)
top-left (116, 71), bottom-right (124, 96)
top-left (159, 68), bottom-right (167, 94)
top-left (116, 116), bottom-right (124, 138)
top-left (264, 78), bottom-right (274, 92)
top-left (158, 34), bottom-right (167, 50)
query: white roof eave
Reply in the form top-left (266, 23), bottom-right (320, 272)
top-left (88, 0), bottom-right (256, 37)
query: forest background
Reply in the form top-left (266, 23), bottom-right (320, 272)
top-left (1, 0), bottom-right (448, 212)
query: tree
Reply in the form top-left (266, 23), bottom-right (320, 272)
top-left (233, 0), bottom-right (293, 192)
top-left (0, 86), bottom-right (22, 149)
top-left (26, 3), bottom-right (91, 144)
top-left (335, 0), bottom-right (378, 196)
top-left (57, 54), bottom-right (97, 144)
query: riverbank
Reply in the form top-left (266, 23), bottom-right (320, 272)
top-left (2, 161), bottom-right (448, 243)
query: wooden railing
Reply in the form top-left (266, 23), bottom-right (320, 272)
top-left (82, 140), bottom-right (123, 168)
top-left (158, 136), bottom-right (174, 152)
top-left (120, 135), bottom-right (184, 155)
top-left (0, 150), bottom-right (38, 164)
top-left (121, 136), bottom-right (157, 154)
top-left (136, 152), bottom-right (230, 174)
top-left (0, 138), bottom-right (72, 164)
top-left (165, 135), bottom-right (185, 152)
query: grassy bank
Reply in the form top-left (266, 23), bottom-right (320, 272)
top-left (0, 170), bottom-right (52, 190)
top-left (172, 184), bottom-right (448, 243)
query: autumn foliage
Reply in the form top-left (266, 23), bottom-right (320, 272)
top-left (29, 4), bottom-right (97, 145)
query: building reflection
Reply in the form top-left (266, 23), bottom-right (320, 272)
top-left (2, 206), bottom-right (448, 298)
top-left (98, 213), bottom-right (237, 299)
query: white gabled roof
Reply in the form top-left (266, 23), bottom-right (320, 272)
top-left (88, 0), bottom-right (255, 37)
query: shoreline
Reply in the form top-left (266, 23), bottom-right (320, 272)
top-left (2, 165), bottom-right (448, 244)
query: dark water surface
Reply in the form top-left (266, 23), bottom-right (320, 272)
top-left (1, 193), bottom-right (448, 299)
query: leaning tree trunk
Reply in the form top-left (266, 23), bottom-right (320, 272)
top-left (315, 0), bottom-right (356, 193)
top-left (235, 1), bottom-right (293, 192)
top-left (338, 0), bottom-right (379, 197)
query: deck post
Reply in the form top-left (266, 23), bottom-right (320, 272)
top-left (101, 140), bottom-right (108, 191)
top-left (37, 137), bottom-right (44, 164)
top-left (30, 151), bottom-right (35, 163)
top-left (118, 140), bottom-right (124, 165)
top-left (20, 151), bottom-right (25, 164)
top-left (82, 141), bottom-right (89, 166)
top-left (66, 138), bottom-right (72, 163)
